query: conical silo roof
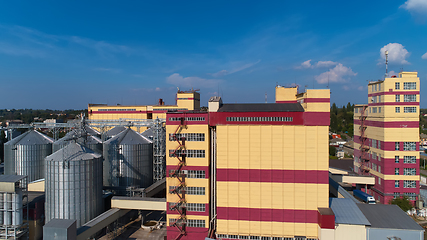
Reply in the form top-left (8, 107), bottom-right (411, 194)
top-left (86, 126), bottom-right (101, 137)
top-left (46, 142), bottom-right (101, 161)
top-left (5, 129), bottom-right (53, 146)
top-left (104, 128), bottom-right (152, 145)
top-left (141, 128), bottom-right (154, 140)
top-left (55, 132), bottom-right (102, 145)
top-left (105, 126), bottom-right (126, 138)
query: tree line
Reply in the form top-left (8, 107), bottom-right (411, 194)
top-left (0, 109), bottom-right (87, 125)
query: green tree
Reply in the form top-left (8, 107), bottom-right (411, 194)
top-left (329, 145), bottom-right (336, 156)
top-left (331, 103), bottom-right (338, 115)
top-left (389, 196), bottom-right (413, 212)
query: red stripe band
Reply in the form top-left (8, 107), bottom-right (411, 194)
top-left (354, 120), bottom-right (418, 128)
top-left (368, 102), bottom-right (419, 106)
top-left (303, 98), bottom-right (330, 103)
top-left (217, 169), bottom-right (328, 184)
top-left (368, 91), bottom-right (419, 97)
top-left (217, 207), bottom-right (318, 223)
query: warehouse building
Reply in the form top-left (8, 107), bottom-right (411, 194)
top-left (354, 72), bottom-right (420, 204)
top-left (166, 86), bottom-right (331, 239)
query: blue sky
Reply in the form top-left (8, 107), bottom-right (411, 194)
top-left (0, 1), bottom-right (426, 109)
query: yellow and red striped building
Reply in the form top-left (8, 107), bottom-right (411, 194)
top-left (166, 87), bottom-right (331, 239)
top-left (354, 72), bottom-right (420, 204)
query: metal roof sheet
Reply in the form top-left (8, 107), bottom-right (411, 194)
top-left (44, 218), bottom-right (76, 228)
top-left (104, 128), bottom-right (152, 145)
top-left (0, 175), bottom-right (27, 183)
top-left (218, 103), bottom-right (304, 112)
top-left (329, 198), bottom-right (370, 226)
top-left (141, 128), bottom-right (154, 139)
top-left (5, 130), bottom-right (53, 145)
top-left (357, 203), bottom-right (423, 230)
top-left (54, 133), bottom-right (101, 145)
top-left (105, 126), bottom-right (126, 137)
top-left (46, 142), bottom-right (101, 162)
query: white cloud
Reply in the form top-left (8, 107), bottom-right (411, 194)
top-left (422, 52), bottom-right (427, 60)
top-left (315, 61), bottom-right (337, 68)
top-left (401, 0), bottom-right (427, 17)
top-left (315, 63), bottom-right (357, 84)
top-left (294, 59), bottom-right (312, 69)
top-left (357, 86), bottom-right (364, 91)
top-left (379, 43), bottom-right (410, 65)
top-left (342, 85), bottom-right (350, 91)
top-left (155, 87), bottom-right (161, 91)
top-left (295, 60), bottom-right (338, 69)
top-left (167, 73), bottom-right (221, 88)
top-left (211, 60), bottom-right (261, 77)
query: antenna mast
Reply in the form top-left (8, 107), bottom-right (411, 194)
top-left (385, 50), bottom-right (389, 78)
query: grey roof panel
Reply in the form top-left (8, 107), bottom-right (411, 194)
top-left (46, 142), bottom-right (101, 161)
top-left (0, 175), bottom-right (27, 183)
top-left (357, 203), bottom-right (423, 230)
top-left (5, 130), bottom-right (53, 145)
top-left (44, 218), bottom-right (76, 228)
top-left (141, 128), bottom-right (154, 139)
top-left (104, 128), bottom-right (152, 145)
top-left (218, 103), bottom-right (304, 112)
top-left (105, 126), bottom-right (126, 137)
top-left (330, 198), bottom-right (370, 225)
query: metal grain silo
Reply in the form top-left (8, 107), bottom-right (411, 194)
top-left (103, 126), bottom-right (126, 141)
top-left (141, 127), bottom-right (154, 140)
top-left (4, 130), bottom-right (53, 185)
top-left (45, 142), bottom-right (103, 228)
top-left (103, 128), bottom-right (153, 189)
top-left (53, 132), bottom-right (102, 154)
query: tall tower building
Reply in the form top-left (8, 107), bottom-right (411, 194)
top-left (354, 72), bottom-right (420, 204)
top-left (166, 87), bottom-right (331, 239)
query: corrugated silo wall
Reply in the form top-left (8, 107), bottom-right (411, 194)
top-left (45, 156), bottom-right (103, 228)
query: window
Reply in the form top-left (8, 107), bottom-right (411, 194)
top-left (395, 180), bottom-right (400, 188)
top-left (404, 94), bottom-right (417, 102)
top-left (395, 82), bottom-right (400, 90)
top-left (395, 142), bottom-right (400, 151)
top-left (374, 84), bottom-right (377, 91)
top-left (169, 186), bottom-right (205, 195)
top-left (169, 117), bottom-right (205, 122)
top-left (404, 82), bottom-right (416, 90)
top-left (169, 203), bottom-right (206, 212)
top-left (403, 142), bottom-right (416, 151)
top-left (379, 84), bottom-right (381, 91)
top-left (372, 96), bottom-right (377, 103)
top-left (169, 219), bottom-right (205, 228)
top-left (372, 107), bottom-right (377, 113)
top-left (379, 107), bottom-right (381, 113)
top-left (355, 108), bottom-right (359, 113)
top-left (394, 192), bottom-right (400, 199)
top-left (169, 149), bottom-right (205, 158)
top-left (378, 177), bottom-right (381, 185)
top-left (404, 168), bottom-right (416, 175)
top-left (404, 156), bottom-right (416, 164)
top-left (169, 133), bottom-right (205, 142)
top-left (395, 168), bottom-right (400, 175)
top-left (169, 170), bottom-right (206, 178)
top-left (395, 156), bottom-right (399, 163)
top-left (404, 107), bottom-right (417, 113)
top-left (378, 166), bottom-right (381, 173)
top-left (404, 192), bottom-right (416, 200)
top-left (395, 107), bottom-right (400, 113)
top-left (226, 116), bottom-right (293, 122)
top-left (395, 94), bottom-right (400, 102)
top-left (403, 180), bottom-right (416, 188)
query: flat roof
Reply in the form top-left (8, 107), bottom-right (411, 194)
top-left (218, 103), bottom-right (304, 112)
top-left (44, 218), bottom-right (76, 228)
top-left (330, 198), bottom-right (370, 226)
top-left (0, 175), bottom-right (26, 183)
top-left (329, 159), bottom-right (354, 172)
top-left (357, 204), bottom-right (423, 230)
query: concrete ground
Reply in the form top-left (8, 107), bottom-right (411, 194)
top-left (99, 211), bottom-right (166, 240)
